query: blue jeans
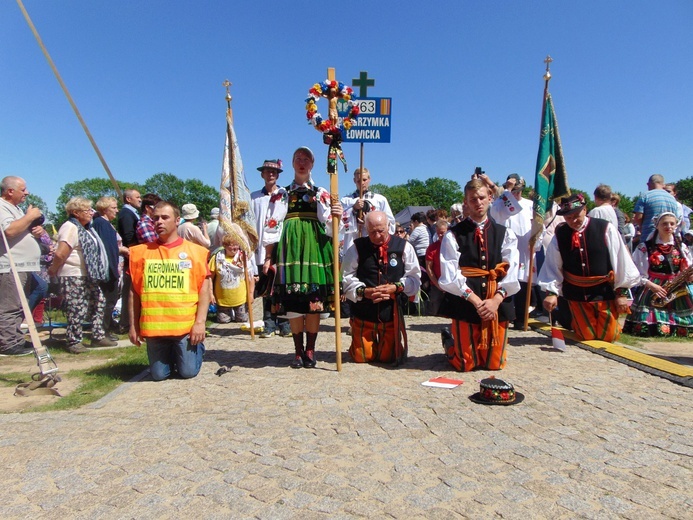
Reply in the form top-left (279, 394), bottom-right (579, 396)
top-left (146, 335), bottom-right (205, 381)
top-left (28, 272), bottom-right (48, 310)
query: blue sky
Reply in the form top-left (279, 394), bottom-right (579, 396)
top-left (2, 1), bottom-right (691, 215)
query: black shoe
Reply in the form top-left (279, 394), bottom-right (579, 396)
top-left (440, 327), bottom-right (454, 349)
top-left (290, 355), bottom-right (304, 369)
top-left (106, 333), bottom-right (119, 341)
top-left (0, 343), bottom-right (33, 356)
top-left (302, 351), bottom-right (316, 368)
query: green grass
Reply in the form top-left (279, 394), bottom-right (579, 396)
top-left (1, 345), bottom-right (149, 413)
top-left (618, 332), bottom-right (693, 348)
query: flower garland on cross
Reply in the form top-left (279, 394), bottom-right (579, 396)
top-left (306, 80), bottom-right (359, 134)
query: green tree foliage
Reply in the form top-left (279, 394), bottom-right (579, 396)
top-left (370, 177), bottom-right (464, 215)
top-left (674, 177), bottom-right (693, 209)
top-left (142, 173), bottom-right (186, 207)
top-left (142, 173), bottom-right (219, 220)
top-left (181, 178), bottom-right (219, 221)
top-left (54, 178), bottom-right (142, 227)
top-left (54, 174), bottom-right (219, 227)
top-left (19, 194), bottom-right (49, 220)
top-left (614, 191), bottom-right (636, 217)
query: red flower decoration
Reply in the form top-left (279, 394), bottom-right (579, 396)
top-left (649, 253), bottom-right (663, 266)
top-left (660, 324), bottom-right (671, 335)
top-left (267, 218), bottom-right (278, 229)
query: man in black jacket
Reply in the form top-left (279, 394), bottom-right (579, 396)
top-left (115, 189), bottom-right (141, 333)
top-left (342, 211), bottom-right (420, 365)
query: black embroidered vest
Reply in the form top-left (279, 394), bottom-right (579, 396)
top-left (352, 235), bottom-right (406, 323)
top-left (556, 218), bottom-right (614, 301)
top-left (442, 219), bottom-right (514, 323)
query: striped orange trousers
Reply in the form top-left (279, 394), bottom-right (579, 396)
top-left (446, 319), bottom-right (509, 372)
top-left (567, 300), bottom-right (622, 342)
top-left (349, 316), bottom-right (406, 364)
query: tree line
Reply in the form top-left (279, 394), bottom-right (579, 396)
top-left (24, 173), bottom-right (693, 230)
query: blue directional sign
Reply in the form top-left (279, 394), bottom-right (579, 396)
top-left (337, 97), bottom-right (392, 143)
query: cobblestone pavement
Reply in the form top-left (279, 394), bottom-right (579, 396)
top-left (1, 317), bottom-right (691, 519)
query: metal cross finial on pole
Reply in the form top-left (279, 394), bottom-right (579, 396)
top-left (223, 79), bottom-right (232, 106)
top-left (524, 55), bottom-right (555, 331)
top-left (543, 55), bottom-right (553, 82)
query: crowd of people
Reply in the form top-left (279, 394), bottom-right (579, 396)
top-left (1, 166), bottom-right (691, 380)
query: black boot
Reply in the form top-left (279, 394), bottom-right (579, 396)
top-left (291, 333), bottom-right (304, 369)
top-left (303, 332), bottom-right (317, 368)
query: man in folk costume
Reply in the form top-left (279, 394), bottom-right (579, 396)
top-left (342, 211), bottom-right (420, 364)
top-left (250, 159), bottom-right (290, 337)
top-left (438, 178), bottom-right (520, 371)
top-left (538, 194), bottom-right (640, 342)
top-left (128, 201), bottom-right (211, 381)
top-left (340, 168), bottom-right (395, 255)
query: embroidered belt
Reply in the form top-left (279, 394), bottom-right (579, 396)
top-left (286, 212), bottom-right (318, 221)
top-left (564, 270), bottom-right (614, 287)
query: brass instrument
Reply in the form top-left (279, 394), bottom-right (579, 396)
top-left (651, 266), bottom-right (693, 308)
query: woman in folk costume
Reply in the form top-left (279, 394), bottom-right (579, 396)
top-left (271, 146), bottom-right (343, 368)
top-left (624, 212), bottom-right (693, 337)
top-left (208, 222), bottom-right (256, 324)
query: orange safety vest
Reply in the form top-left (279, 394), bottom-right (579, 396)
top-left (129, 238), bottom-right (210, 337)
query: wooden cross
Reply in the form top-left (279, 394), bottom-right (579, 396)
top-left (352, 70), bottom-right (375, 98)
top-left (325, 67), bottom-right (343, 371)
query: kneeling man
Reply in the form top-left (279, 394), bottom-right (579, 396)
top-left (342, 211), bottom-right (420, 364)
top-left (438, 178), bottom-right (520, 371)
top-left (129, 201), bottom-right (211, 381)
top-left (538, 194), bottom-right (639, 342)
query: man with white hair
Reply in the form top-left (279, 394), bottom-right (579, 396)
top-left (342, 211), bottom-right (420, 364)
top-left (0, 176), bottom-right (44, 355)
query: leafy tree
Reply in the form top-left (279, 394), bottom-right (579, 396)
top-left (370, 177), bottom-right (463, 215)
top-left (142, 173), bottom-right (186, 206)
top-left (421, 177), bottom-right (464, 212)
top-left (54, 173), bottom-right (220, 228)
top-left (674, 177), bottom-right (693, 209)
top-left (614, 191), bottom-right (636, 217)
top-left (142, 173), bottom-right (219, 220)
top-left (54, 178), bottom-right (142, 227)
top-left (19, 194), bottom-right (50, 220)
top-left (371, 183), bottom-right (411, 215)
top-left (182, 178), bottom-right (219, 221)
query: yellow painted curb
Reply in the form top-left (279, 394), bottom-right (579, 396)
top-left (529, 319), bottom-right (693, 378)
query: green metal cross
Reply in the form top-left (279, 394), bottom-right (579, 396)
top-left (352, 71), bottom-right (375, 98)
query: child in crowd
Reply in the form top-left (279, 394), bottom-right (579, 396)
top-left (209, 225), bottom-right (255, 324)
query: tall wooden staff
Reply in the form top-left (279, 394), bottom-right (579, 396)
top-left (523, 57), bottom-right (553, 331)
top-left (17, 0), bottom-right (122, 199)
top-left (326, 67), bottom-right (343, 371)
top-left (306, 68), bottom-right (360, 370)
top-left (219, 81), bottom-right (258, 339)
